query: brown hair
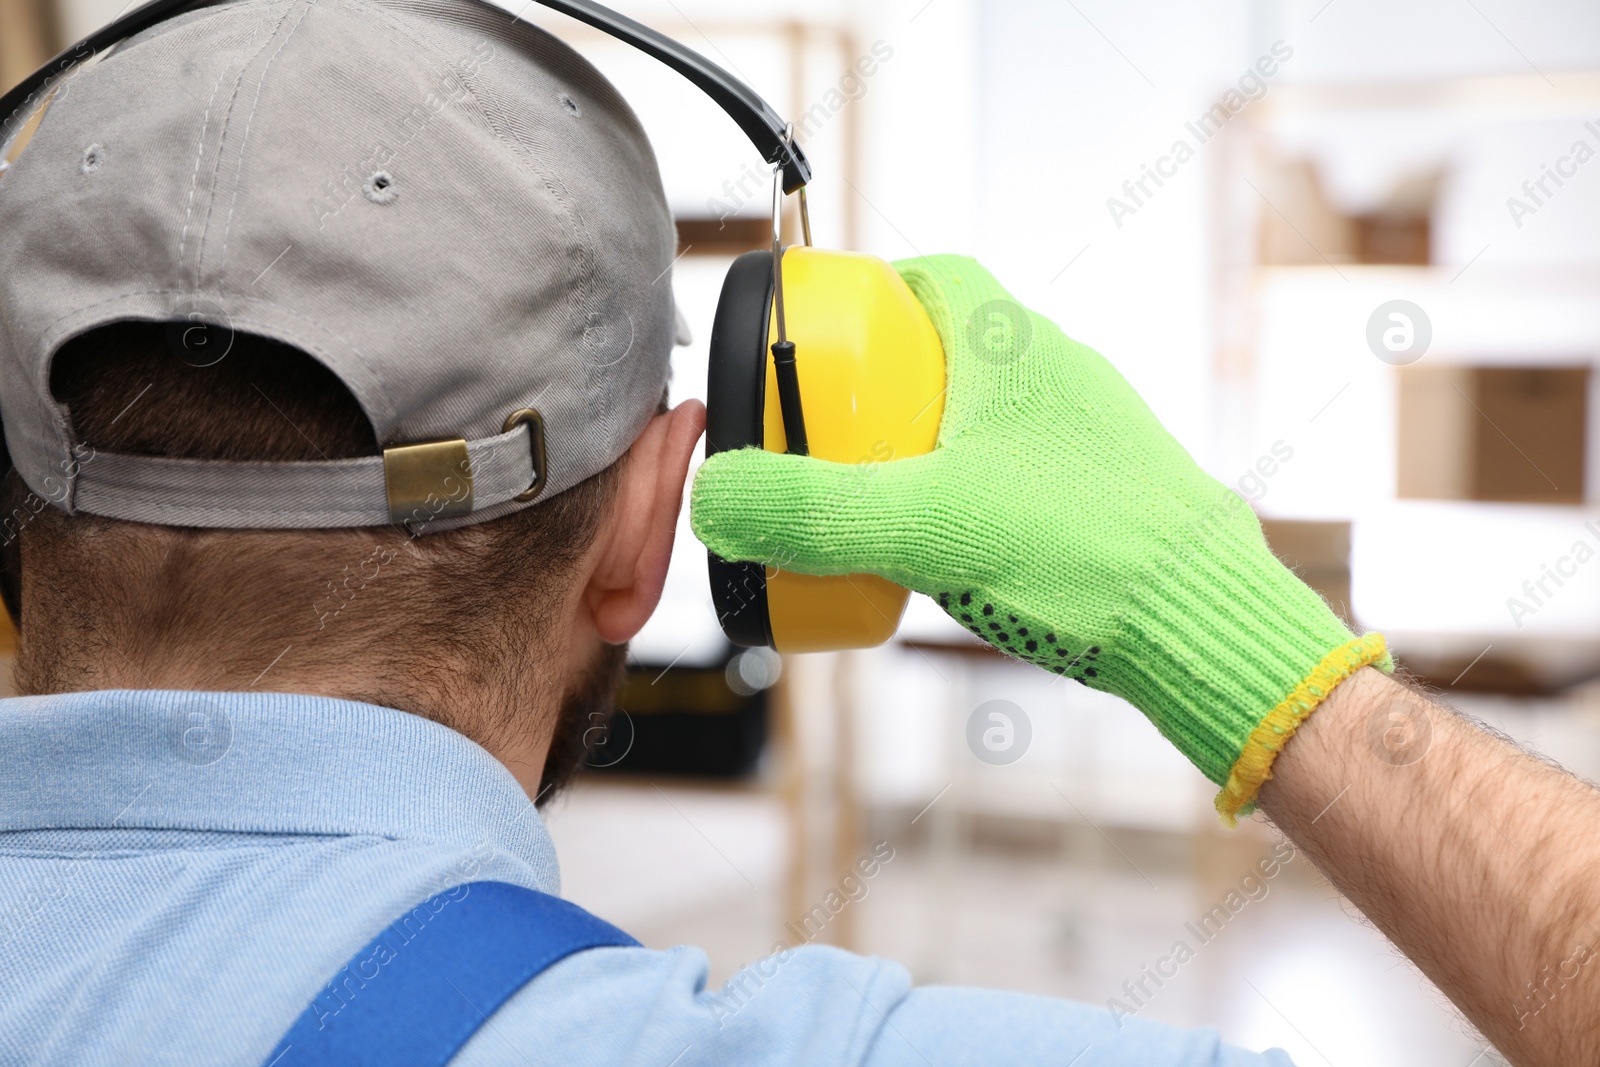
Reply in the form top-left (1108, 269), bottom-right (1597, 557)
top-left (2, 322), bottom-right (623, 753)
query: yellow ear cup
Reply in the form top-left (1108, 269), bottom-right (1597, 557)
top-left (760, 247), bottom-right (946, 652)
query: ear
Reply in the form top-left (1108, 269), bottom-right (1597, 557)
top-left (583, 399), bottom-right (706, 644)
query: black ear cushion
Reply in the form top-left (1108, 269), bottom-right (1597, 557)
top-left (0, 537), bottom-right (18, 632)
top-left (0, 456), bottom-right (21, 632)
top-left (705, 250), bottom-right (775, 649)
top-left (705, 249), bottom-right (774, 457)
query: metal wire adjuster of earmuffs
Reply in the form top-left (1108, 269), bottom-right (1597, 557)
top-left (769, 124), bottom-right (810, 458)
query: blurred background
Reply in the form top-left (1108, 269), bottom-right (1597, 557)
top-left (8, 0), bottom-right (1600, 1062)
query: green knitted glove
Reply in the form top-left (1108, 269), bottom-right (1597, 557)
top-left (691, 255), bottom-right (1390, 822)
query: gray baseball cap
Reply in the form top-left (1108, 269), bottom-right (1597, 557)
top-left (0, 0), bottom-right (677, 530)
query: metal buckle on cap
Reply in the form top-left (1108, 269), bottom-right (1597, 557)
top-left (502, 408), bottom-right (547, 502)
top-left (383, 438), bottom-right (473, 524)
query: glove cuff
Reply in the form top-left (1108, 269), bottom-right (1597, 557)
top-left (1211, 631), bottom-right (1389, 825)
top-left (1106, 503), bottom-right (1392, 825)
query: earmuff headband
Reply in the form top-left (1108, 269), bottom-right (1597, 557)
top-left (0, 0), bottom-right (813, 193)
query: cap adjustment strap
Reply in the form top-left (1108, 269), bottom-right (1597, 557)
top-left (69, 422), bottom-right (538, 529)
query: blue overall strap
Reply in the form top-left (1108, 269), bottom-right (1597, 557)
top-left (265, 881), bottom-right (639, 1067)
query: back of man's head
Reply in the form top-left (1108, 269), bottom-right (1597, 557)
top-left (0, 0), bottom-right (696, 799)
top-left (4, 324), bottom-right (626, 794)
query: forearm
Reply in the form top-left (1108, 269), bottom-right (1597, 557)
top-left (1260, 667), bottom-right (1600, 1065)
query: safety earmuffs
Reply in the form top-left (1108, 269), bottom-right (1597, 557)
top-left (0, 0), bottom-right (943, 651)
top-left (705, 244), bottom-right (945, 652)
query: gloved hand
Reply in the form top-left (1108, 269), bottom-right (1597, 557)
top-left (690, 255), bottom-right (1391, 823)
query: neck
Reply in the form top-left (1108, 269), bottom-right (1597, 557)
top-left (15, 641), bottom-right (561, 801)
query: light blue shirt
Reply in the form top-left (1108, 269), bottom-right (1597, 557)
top-left (0, 690), bottom-right (1294, 1065)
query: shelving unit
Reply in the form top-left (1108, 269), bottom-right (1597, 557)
top-left (1210, 73), bottom-right (1600, 692)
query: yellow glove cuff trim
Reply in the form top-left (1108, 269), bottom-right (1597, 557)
top-left (1214, 632), bottom-right (1391, 827)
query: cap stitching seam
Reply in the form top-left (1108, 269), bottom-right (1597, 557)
top-left (191, 0), bottom-right (302, 287)
top-left (216, 0), bottom-right (319, 281)
top-left (175, 62), bottom-right (236, 289)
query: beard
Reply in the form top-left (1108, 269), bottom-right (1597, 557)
top-left (535, 640), bottom-right (629, 807)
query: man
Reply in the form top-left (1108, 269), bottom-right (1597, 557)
top-left (0, 1), bottom-right (1594, 1065)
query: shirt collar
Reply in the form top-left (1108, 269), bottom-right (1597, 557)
top-left (0, 689), bottom-right (560, 893)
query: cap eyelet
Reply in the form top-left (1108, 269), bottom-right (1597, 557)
top-left (363, 170), bottom-right (397, 205)
top-left (502, 408), bottom-right (546, 502)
